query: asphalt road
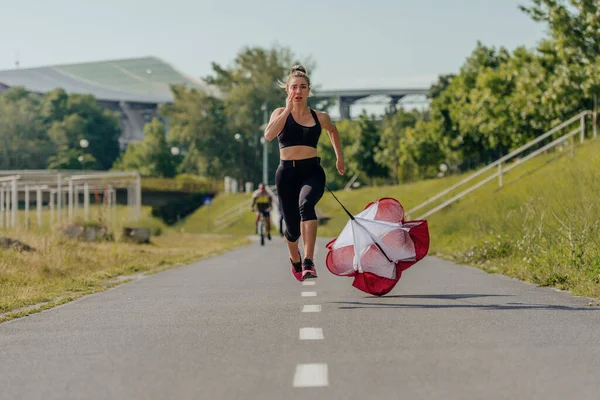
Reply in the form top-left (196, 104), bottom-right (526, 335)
top-left (2, 235), bottom-right (600, 400)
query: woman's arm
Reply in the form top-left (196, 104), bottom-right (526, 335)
top-left (319, 111), bottom-right (345, 175)
top-left (264, 107), bottom-right (289, 141)
top-left (264, 91), bottom-right (295, 141)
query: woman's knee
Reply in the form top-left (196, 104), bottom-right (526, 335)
top-left (299, 197), bottom-right (318, 221)
top-left (285, 227), bottom-right (300, 242)
top-left (299, 182), bottom-right (324, 222)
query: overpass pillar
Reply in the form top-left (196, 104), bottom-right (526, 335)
top-left (387, 95), bottom-right (406, 115)
top-left (339, 97), bottom-right (352, 120)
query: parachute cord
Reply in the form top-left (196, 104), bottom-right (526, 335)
top-left (325, 184), bottom-right (354, 220)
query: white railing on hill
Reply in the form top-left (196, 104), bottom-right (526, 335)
top-left (406, 110), bottom-right (596, 220)
top-left (212, 200), bottom-right (252, 232)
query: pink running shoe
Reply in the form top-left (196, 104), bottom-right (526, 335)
top-left (301, 258), bottom-right (317, 280)
top-left (290, 252), bottom-right (303, 282)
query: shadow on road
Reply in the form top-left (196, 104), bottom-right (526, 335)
top-left (331, 293), bottom-right (600, 311)
top-left (380, 294), bottom-right (508, 300)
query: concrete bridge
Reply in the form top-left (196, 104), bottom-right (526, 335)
top-left (312, 88), bottom-right (429, 119)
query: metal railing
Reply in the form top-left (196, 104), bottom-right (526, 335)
top-left (0, 170), bottom-right (142, 230)
top-left (406, 110), bottom-right (596, 220)
top-left (212, 200), bottom-right (252, 232)
top-left (0, 175), bottom-right (20, 229)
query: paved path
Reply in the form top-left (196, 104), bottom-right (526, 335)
top-left (2, 236), bottom-right (600, 399)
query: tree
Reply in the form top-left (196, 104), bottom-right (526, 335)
top-left (520, 0), bottom-right (599, 103)
top-left (48, 147), bottom-right (98, 170)
top-left (520, 0), bottom-right (600, 65)
top-left (444, 43), bottom-right (513, 168)
top-left (41, 91), bottom-right (121, 170)
top-left (63, 94), bottom-right (121, 170)
top-left (375, 109), bottom-right (420, 184)
top-left (40, 88), bottom-right (69, 124)
top-left (346, 112), bottom-right (388, 185)
top-left (406, 120), bottom-right (449, 180)
top-left (0, 88), bottom-right (52, 170)
top-left (111, 118), bottom-right (177, 177)
top-left (47, 114), bottom-right (98, 170)
top-left (428, 74), bottom-right (456, 100)
top-left (160, 85), bottom-right (233, 178)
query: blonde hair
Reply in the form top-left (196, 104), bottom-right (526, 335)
top-left (277, 64), bottom-right (313, 97)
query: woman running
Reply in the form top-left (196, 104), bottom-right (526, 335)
top-left (263, 64), bottom-right (345, 281)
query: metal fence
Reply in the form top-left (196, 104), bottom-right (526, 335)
top-left (0, 170), bottom-right (141, 230)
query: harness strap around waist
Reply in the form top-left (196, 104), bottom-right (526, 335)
top-left (279, 157), bottom-right (321, 168)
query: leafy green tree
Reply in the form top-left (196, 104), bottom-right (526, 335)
top-left (64, 94), bottom-right (121, 170)
top-left (520, 0), bottom-right (600, 66)
top-left (521, 0), bottom-right (599, 108)
top-left (47, 114), bottom-right (97, 170)
top-left (0, 88), bottom-right (52, 169)
top-left (40, 88), bottom-right (69, 124)
top-left (345, 112), bottom-right (388, 185)
top-left (375, 109), bottom-right (419, 184)
top-left (160, 85), bottom-right (232, 178)
top-left (428, 74), bottom-right (455, 100)
top-left (406, 120), bottom-right (449, 179)
top-left (442, 43), bottom-right (513, 168)
top-left (112, 118), bottom-right (176, 177)
top-left (40, 91), bottom-right (121, 170)
top-left (48, 147), bottom-right (98, 170)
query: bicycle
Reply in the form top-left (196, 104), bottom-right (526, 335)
top-left (257, 212), bottom-right (266, 246)
top-left (252, 208), bottom-right (267, 246)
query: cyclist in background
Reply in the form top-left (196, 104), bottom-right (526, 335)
top-left (251, 183), bottom-right (272, 240)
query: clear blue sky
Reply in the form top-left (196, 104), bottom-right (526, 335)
top-left (0, 0), bottom-right (548, 90)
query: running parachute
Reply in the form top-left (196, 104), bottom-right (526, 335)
top-left (325, 197), bottom-right (430, 296)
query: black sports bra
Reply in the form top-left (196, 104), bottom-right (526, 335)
top-left (277, 109), bottom-right (322, 149)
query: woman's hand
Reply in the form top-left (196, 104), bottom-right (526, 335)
top-left (336, 158), bottom-right (345, 175)
top-left (284, 90), bottom-right (294, 113)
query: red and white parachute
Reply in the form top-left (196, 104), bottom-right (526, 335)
top-left (325, 197), bottom-right (430, 296)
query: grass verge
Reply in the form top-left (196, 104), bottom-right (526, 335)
top-left (428, 138), bottom-right (600, 299)
top-left (182, 192), bottom-right (264, 235)
top-left (0, 229), bottom-right (250, 323)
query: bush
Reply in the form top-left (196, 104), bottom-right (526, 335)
top-left (142, 175), bottom-right (222, 194)
top-left (151, 192), bottom-right (213, 225)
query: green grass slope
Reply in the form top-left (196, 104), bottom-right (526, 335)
top-left (181, 192), bottom-right (259, 235)
top-left (426, 138), bottom-right (600, 299)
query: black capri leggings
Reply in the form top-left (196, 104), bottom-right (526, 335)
top-left (275, 157), bottom-right (326, 243)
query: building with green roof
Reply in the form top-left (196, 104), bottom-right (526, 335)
top-left (0, 56), bottom-right (218, 149)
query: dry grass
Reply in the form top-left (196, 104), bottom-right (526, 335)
top-left (0, 229), bottom-right (250, 323)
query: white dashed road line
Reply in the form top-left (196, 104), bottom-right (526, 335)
top-left (293, 363), bottom-right (329, 388)
top-left (302, 304), bottom-right (321, 312)
top-left (299, 328), bottom-right (324, 340)
top-left (296, 275), bottom-right (327, 388)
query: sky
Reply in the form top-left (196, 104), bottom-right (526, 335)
top-left (0, 0), bottom-right (549, 91)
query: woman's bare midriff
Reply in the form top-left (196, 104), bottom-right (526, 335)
top-left (279, 145), bottom-right (318, 161)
